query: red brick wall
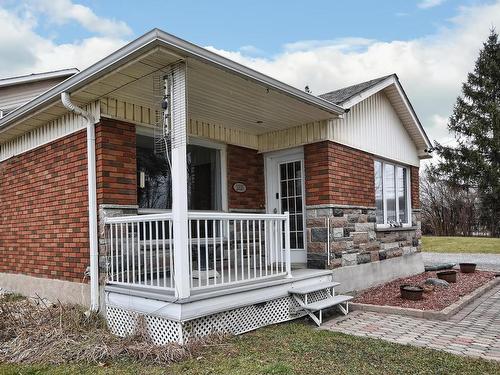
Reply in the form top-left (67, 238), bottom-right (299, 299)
top-left (304, 141), bottom-right (375, 207)
top-left (411, 166), bottom-right (420, 209)
top-left (0, 118), bottom-right (138, 283)
top-left (95, 118), bottom-right (137, 206)
top-left (0, 130), bottom-right (89, 282)
top-left (227, 145), bottom-right (265, 210)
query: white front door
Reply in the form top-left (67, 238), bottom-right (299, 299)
top-left (265, 148), bottom-right (306, 264)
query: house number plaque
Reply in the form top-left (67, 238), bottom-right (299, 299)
top-left (233, 182), bottom-right (247, 193)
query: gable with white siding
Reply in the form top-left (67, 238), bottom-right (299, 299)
top-left (329, 91), bottom-right (420, 166)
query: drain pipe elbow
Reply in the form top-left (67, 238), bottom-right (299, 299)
top-left (61, 92), bottom-right (99, 312)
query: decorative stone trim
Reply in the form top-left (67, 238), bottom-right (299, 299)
top-left (306, 206), bottom-right (422, 270)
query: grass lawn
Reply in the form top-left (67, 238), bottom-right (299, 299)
top-left (422, 236), bottom-right (500, 254)
top-left (2, 322), bottom-right (500, 375)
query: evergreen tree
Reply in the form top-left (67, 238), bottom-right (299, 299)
top-left (434, 30), bottom-right (500, 237)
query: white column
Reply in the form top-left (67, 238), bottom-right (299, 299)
top-left (170, 62), bottom-right (190, 298)
top-left (284, 211), bottom-right (292, 278)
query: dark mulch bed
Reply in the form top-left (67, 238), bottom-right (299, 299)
top-left (353, 270), bottom-right (496, 311)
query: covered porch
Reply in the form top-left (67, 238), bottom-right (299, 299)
top-left (93, 38), bottom-right (343, 300)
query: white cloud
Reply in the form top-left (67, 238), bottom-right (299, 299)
top-left (1, 0), bottom-right (498, 153)
top-left (0, 3), bottom-right (128, 78)
top-left (205, 1), bottom-right (500, 148)
top-left (239, 45), bottom-right (264, 55)
top-left (283, 37), bottom-right (375, 52)
top-left (418, 0), bottom-right (447, 9)
top-left (28, 0), bottom-right (131, 37)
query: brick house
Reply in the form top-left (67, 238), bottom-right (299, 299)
top-left (0, 29), bottom-right (432, 343)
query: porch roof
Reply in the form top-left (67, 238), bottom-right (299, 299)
top-left (0, 29), bottom-right (344, 143)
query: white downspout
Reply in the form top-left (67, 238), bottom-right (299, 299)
top-left (61, 92), bottom-right (99, 312)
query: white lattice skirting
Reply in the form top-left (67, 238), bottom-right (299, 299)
top-left (106, 290), bottom-right (329, 345)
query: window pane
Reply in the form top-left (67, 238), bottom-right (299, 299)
top-left (187, 145), bottom-right (220, 210)
top-left (136, 134), bottom-right (222, 210)
top-left (374, 161), bottom-right (384, 224)
top-left (137, 134), bottom-right (172, 209)
top-left (397, 167), bottom-right (408, 223)
top-left (384, 163), bottom-right (396, 223)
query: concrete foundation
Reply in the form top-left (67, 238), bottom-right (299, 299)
top-left (332, 252), bottom-right (425, 293)
top-left (0, 272), bottom-right (91, 305)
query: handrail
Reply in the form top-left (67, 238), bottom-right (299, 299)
top-left (105, 211), bottom-right (287, 224)
top-left (105, 212), bottom-right (173, 224)
top-left (104, 211), bottom-right (292, 292)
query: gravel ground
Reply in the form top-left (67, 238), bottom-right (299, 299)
top-left (353, 271), bottom-right (496, 311)
top-left (423, 252), bottom-right (500, 271)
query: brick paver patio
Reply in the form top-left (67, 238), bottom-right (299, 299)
top-left (323, 285), bottom-right (500, 361)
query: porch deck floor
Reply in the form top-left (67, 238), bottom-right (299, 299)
top-left (106, 267), bottom-right (332, 303)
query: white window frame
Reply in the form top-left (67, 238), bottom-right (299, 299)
top-left (375, 159), bottom-right (412, 228)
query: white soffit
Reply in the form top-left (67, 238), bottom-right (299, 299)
top-left (0, 29), bottom-right (343, 143)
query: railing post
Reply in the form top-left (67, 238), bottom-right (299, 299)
top-left (170, 62), bottom-right (191, 299)
top-left (284, 211), bottom-right (292, 278)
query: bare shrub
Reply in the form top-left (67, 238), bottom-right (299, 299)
top-left (0, 295), bottom-right (226, 365)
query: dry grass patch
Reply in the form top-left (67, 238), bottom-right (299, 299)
top-left (0, 293), bottom-right (224, 366)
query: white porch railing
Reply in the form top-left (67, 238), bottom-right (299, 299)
top-left (106, 213), bottom-right (175, 291)
top-left (104, 212), bottom-right (291, 293)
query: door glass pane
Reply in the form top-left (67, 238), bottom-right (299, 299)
top-left (296, 214), bottom-right (303, 231)
top-left (279, 161), bottom-right (304, 249)
top-left (295, 180), bottom-right (302, 196)
top-left (287, 163), bottom-right (294, 179)
top-left (281, 198), bottom-right (288, 212)
top-left (294, 161), bottom-right (301, 178)
top-left (374, 161), bottom-right (384, 224)
top-left (288, 181), bottom-right (294, 196)
top-left (384, 163), bottom-right (396, 223)
top-left (280, 164), bottom-right (286, 179)
top-left (397, 167), bottom-right (408, 223)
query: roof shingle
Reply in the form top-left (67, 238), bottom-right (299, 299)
top-left (318, 74), bottom-right (394, 105)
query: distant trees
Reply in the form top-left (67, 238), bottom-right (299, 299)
top-left (421, 168), bottom-right (484, 236)
top-left (426, 30), bottom-right (500, 237)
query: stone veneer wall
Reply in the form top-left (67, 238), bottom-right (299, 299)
top-left (304, 140), bottom-right (422, 269)
top-left (306, 206), bottom-right (422, 269)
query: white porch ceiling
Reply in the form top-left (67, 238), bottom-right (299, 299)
top-left (0, 47), bottom-right (338, 143)
top-left (80, 48), bottom-right (338, 135)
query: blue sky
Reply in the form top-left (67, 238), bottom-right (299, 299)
top-left (0, 0), bottom-right (499, 149)
top-left (35, 0), bottom-right (476, 56)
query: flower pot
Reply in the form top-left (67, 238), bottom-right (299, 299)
top-left (400, 285), bottom-right (424, 300)
top-left (437, 270), bottom-right (457, 283)
top-left (459, 263), bottom-right (477, 273)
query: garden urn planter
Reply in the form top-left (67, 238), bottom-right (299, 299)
top-left (400, 285), bottom-right (424, 300)
top-left (459, 263), bottom-right (477, 273)
top-left (437, 270), bottom-right (457, 283)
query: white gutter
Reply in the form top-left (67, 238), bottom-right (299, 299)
top-left (61, 92), bottom-right (99, 312)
